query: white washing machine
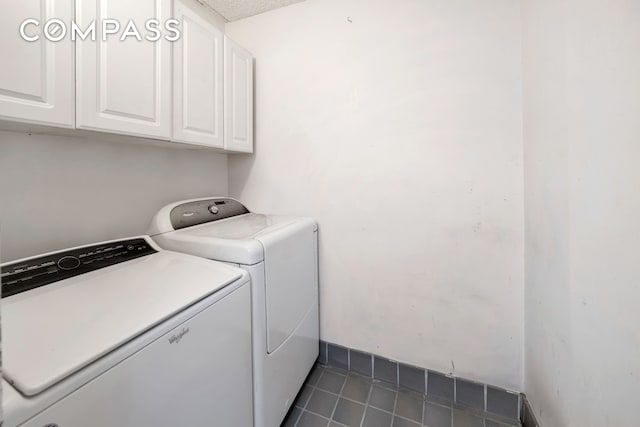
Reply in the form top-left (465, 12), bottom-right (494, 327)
top-left (148, 197), bottom-right (319, 427)
top-left (1, 236), bottom-right (253, 427)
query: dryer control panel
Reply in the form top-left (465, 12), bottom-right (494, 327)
top-left (170, 198), bottom-right (249, 230)
top-left (1, 238), bottom-right (156, 298)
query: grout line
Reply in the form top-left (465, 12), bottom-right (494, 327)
top-left (306, 384), bottom-right (320, 409)
top-left (296, 409), bottom-right (334, 426)
top-left (313, 382), bottom-right (391, 409)
top-left (291, 404), bottom-right (304, 426)
top-left (425, 369), bottom-right (429, 397)
top-left (372, 355), bottom-right (376, 380)
top-left (301, 408), bottom-right (332, 421)
top-left (359, 378), bottom-right (374, 427)
top-left (453, 377), bottom-right (457, 405)
top-left (299, 384), bottom-right (315, 410)
top-left (484, 383), bottom-right (488, 412)
top-left (327, 368), bottom-right (349, 423)
top-left (370, 353), bottom-right (374, 378)
top-left (393, 413), bottom-right (425, 425)
top-left (391, 390), bottom-right (398, 423)
top-left (451, 396), bottom-right (454, 427)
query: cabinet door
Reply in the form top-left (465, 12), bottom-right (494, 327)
top-left (173, 0), bottom-right (223, 147)
top-left (76, 0), bottom-right (172, 139)
top-left (224, 36), bottom-right (254, 153)
top-left (0, 0), bottom-right (74, 127)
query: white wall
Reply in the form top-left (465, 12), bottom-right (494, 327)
top-left (0, 1), bottom-right (229, 262)
top-left (522, 0), bottom-right (640, 425)
top-left (0, 131), bottom-right (228, 261)
top-left (227, 0), bottom-right (524, 390)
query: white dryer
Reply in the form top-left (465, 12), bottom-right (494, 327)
top-left (149, 197), bottom-right (319, 427)
top-left (1, 237), bottom-right (253, 427)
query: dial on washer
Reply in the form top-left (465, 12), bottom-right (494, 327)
top-left (57, 256), bottom-right (81, 270)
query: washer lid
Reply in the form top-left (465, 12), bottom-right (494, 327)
top-left (1, 247), bottom-right (243, 397)
top-left (153, 213), bottom-right (309, 265)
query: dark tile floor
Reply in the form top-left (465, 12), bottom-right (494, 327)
top-left (282, 364), bottom-right (521, 427)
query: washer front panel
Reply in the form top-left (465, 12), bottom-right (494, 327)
top-left (2, 248), bottom-right (243, 396)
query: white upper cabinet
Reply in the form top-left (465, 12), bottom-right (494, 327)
top-left (173, 0), bottom-right (224, 148)
top-left (0, 0), bottom-right (74, 127)
top-left (224, 36), bottom-right (254, 153)
top-left (1, 2), bottom-right (254, 152)
top-left (76, 0), bottom-right (172, 139)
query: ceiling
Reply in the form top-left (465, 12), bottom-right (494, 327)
top-left (202, 0), bottom-right (308, 21)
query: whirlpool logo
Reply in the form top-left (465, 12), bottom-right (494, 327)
top-left (168, 327), bottom-right (190, 344)
top-left (19, 18), bottom-right (181, 42)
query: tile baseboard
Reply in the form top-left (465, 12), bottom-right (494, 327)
top-left (521, 395), bottom-right (541, 427)
top-left (318, 340), bottom-right (529, 424)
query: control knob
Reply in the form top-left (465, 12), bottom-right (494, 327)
top-left (57, 256), bottom-right (80, 270)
